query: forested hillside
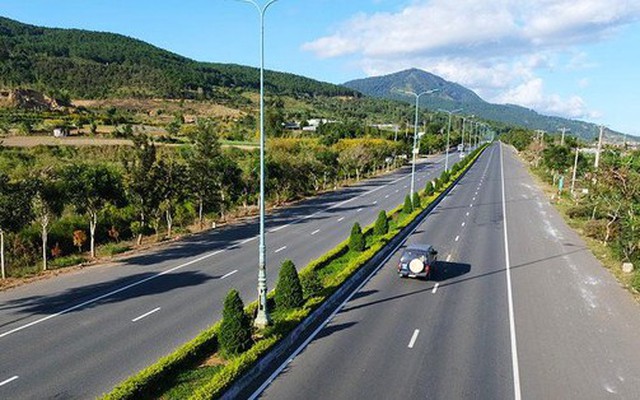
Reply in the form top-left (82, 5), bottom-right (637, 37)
top-left (0, 17), bottom-right (358, 99)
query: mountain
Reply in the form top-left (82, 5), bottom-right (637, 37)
top-left (344, 69), bottom-right (624, 142)
top-left (0, 16), bottom-right (358, 99)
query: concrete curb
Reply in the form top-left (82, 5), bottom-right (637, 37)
top-left (221, 148), bottom-right (486, 400)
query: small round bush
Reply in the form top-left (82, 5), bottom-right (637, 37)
top-left (219, 289), bottom-right (252, 357)
top-left (350, 222), bottom-right (365, 252)
top-left (301, 271), bottom-right (323, 299)
top-left (275, 260), bottom-right (303, 310)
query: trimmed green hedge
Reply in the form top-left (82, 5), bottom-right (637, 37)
top-left (102, 144), bottom-right (489, 400)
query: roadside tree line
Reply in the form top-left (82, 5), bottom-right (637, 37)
top-left (0, 123), bottom-right (404, 278)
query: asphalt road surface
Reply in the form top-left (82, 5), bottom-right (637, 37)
top-left (257, 142), bottom-right (640, 400)
top-left (0, 151), bottom-right (461, 399)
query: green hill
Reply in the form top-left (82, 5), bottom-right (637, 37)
top-left (0, 16), bottom-right (358, 99)
top-left (345, 68), bottom-right (624, 142)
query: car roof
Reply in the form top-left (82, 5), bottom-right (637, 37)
top-left (404, 244), bottom-right (434, 252)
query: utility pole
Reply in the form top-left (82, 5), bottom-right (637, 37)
top-left (595, 125), bottom-right (604, 170)
top-left (571, 146), bottom-right (579, 195)
top-left (559, 127), bottom-right (569, 146)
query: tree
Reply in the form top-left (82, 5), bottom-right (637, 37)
top-left (374, 210), bottom-right (389, 236)
top-left (30, 175), bottom-right (64, 271)
top-left (425, 181), bottom-right (435, 197)
top-left (350, 222), bottom-right (365, 252)
top-left (403, 194), bottom-right (413, 214)
top-left (186, 120), bottom-right (222, 229)
top-left (124, 134), bottom-right (159, 245)
top-left (219, 289), bottom-right (252, 357)
top-left (64, 163), bottom-right (125, 257)
top-left (156, 157), bottom-right (188, 238)
top-left (73, 230), bottom-right (87, 253)
top-left (275, 260), bottom-right (303, 310)
top-left (413, 192), bottom-right (421, 209)
top-left (0, 174), bottom-right (32, 279)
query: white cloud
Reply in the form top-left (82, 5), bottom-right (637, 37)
top-left (303, 0), bottom-right (640, 120)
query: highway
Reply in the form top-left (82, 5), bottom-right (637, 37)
top-left (0, 151), bottom-right (459, 399)
top-left (258, 142), bottom-right (640, 400)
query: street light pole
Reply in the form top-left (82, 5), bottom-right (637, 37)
top-left (571, 146), bottom-right (579, 195)
top-left (595, 125), bottom-right (604, 170)
top-left (559, 127), bottom-right (569, 146)
top-left (239, 0), bottom-right (279, 329)
top-left (400, 88), bottom-right (439, 197)
top-left (439, 108), bottom-right (462, 171)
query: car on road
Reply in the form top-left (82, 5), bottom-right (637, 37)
top-left (398, 244), bottom-right (438, 280)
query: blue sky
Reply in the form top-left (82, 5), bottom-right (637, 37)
top-left (2, 0), bottom-right (639, 136)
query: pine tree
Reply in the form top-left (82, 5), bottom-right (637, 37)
top-left (275, 260), bottom-right (303, 310)
top-left (219, 289), bottom-right (252, 357)
top-left (412, 192), bottom-right (421, 209)
top-left (350, 222), bottom-right (365, 252)
top-left (403, 195), bottom-right (413, 214)
top-left (374, 210), bottom-right (389, 236)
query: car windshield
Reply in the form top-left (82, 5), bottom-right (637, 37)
top-left (401, 250), bottom-right (425, 262)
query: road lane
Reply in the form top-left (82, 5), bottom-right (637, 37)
top-left (259, 144), bottom-right (513, 399)
top-left (0, 152), bottom-right (461, 398)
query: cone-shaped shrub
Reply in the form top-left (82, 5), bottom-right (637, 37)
top-left (425, 181), bottom-right (435, 197)
top-left (412, 192), bottom-right (421, 209)
top-left (350, 222), bottom-right (365, 252)
top-left (403, 194), bottom-right (413, 214)
top-left (275, 260), bottom-right (303, 310)
top-left (219, 289), bottom-right (252, 357)
top-left (374, 210), bottom-right (389, 236)
top-left (440, 170), bottom-right (450, 184)
top-left (434, 177), bottom-right (442, 191)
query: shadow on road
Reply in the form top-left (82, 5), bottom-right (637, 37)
top-left (0, 270), bottom-right (216, 322)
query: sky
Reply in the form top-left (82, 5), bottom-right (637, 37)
top-left (2, 0), bottom-right (639, 136)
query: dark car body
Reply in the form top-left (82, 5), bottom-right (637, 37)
top-left (398, 244), bottom-right (438, 279)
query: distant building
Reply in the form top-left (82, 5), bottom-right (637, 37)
top-left (53, 127), bottom-right (69, 138)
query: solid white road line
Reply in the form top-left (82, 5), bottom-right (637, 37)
top-left (337, 217), bottom-right (345, 222)
top-left (0, 248), bottom-right (225, 339)
top-left (311, 229), bottom-right (320, 236)
top-left (432, 283), bottom-right (440, 294)
top-left (132, 307), bottom-right (161, 323)
top-left (240, 237), bottom-right (256, 245)
top-left (275, 246), bottom-right (287, 254)
top-left (500, 142), bottom-right (522, 400)
top-left (221, 270), bottom-right (238, 280)
top-left (0, 376), bottom-right (18, 387)
top-left (408, 329), bottom-right (420, 348)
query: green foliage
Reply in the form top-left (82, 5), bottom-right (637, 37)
top-left (349, 222), bottom-right (365, 252)
top-left (434, 177), bottom-right (442, 191)
top-left (440, 170), bottom-right (451, 184)
top-left (403, 194), bottom-right (413, 214)
top-left (218, 289), bottom-right (252, 358)
top-left (412, 192), bottom-right (421, 209)
top-left (275, 260), bottom-right (303, 310)
top-left (300, 270), bottom-right (323, 299)
top-left (374, 210), bottom-right (389, 236)
top-left (425, 180), bottom-right (435, 196)
top-left (501, 128), bottom-right (534, 151)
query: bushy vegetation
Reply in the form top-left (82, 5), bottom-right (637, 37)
top-left (0, 129), bottom-right (404, 279)
top-left (412, 192), bottom-right (421, 209)
top-left (349, 222), bottom-right (365, 252)
top-left (275, 260), bottom-right (303, 310)
top-left (218, 289), bottom-right (252, 357)
top-left (403, 194), bottom-right (413, 214)
top-left (374, 210), bottom-right (389, 236)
